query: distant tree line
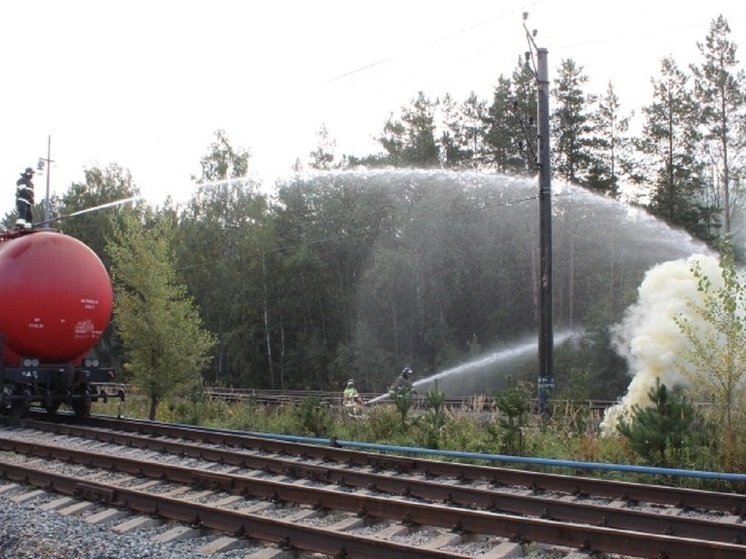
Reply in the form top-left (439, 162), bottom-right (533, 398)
top-left (5, 15), bottom-right (743, 403)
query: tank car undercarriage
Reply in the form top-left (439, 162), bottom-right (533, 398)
top-left (0, 360), bottom-right (125, 418)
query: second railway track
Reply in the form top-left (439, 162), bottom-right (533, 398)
top-left (0, 413), bottom-right (744, 558)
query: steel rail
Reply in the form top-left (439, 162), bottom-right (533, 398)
top-left (0, 435), bottom-right (744, 557)
top-left (1, 425), bottom-right (742, 544)
top-left (72, 415), bottom-right (746, 514)
top-left (0, 459), bottom-right (467, 559)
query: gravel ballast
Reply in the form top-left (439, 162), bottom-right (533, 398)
top-left (0, 488), bottom-right (253, 559)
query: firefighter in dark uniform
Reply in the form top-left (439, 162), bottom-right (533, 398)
top-left (389, 367), bottom-right (414, 395)
top-left (15, 167), bottom-right (35, 228)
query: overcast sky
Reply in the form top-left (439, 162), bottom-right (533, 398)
top-left (1, 0), bottom-right (744, 212)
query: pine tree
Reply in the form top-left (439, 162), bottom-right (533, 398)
top-left (494, 383), bottom-right (530, 455)
top-left (483, 69), bottom-right (533, 174)
top-left (440, 92), bottom-right (485, 169)
top-left (586, 82), bottom-right (632, 198)
top-left (308, 123), bottom-right (337, 170)
top-left (511, 57), bottom-right (539, 174)
top-left (635, 56), bottom-right (716, 243)
top-left (690, 15), bottom-right (746, 239)
top-left (616, 379), bottom-right (696, 467)
top-left (378, 92), bottom-right (440, 168)
top-left (551, 59), bottom-right (596, 186)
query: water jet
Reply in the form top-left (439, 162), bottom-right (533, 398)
top-left (275, 169), bottom-right (711, 400)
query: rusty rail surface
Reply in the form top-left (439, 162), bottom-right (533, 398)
top-left (0, 431), bottom-right (743, 547)
top-left (79, 414), bottom-right (746, 513)
top-left (1, 415), bottom-right (745, 557)
top-left (0, 448), bottom-right (742, 559)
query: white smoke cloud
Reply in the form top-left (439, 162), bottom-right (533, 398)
top-left (600, 253), bottom-right (722, 433)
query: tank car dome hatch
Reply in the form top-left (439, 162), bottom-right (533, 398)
top-left (0, 230), bottom-right (113, 365)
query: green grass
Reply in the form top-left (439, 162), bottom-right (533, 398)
top-left (92, 392), bottom-right (746, 493)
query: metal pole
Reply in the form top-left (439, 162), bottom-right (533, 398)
top-left (537, 48), bottom-right (554, 415)
top-left (44, 135), bottom-right (51, 225)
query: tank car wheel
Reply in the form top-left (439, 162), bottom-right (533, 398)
top-left (44, 401), bottom-right (62, 415)
top-left (0, 388), bottom-right (11, 415)
top-left (72, 397), bottom-right (91, 418)
top-left (10, 400), bottom-right (28, 419)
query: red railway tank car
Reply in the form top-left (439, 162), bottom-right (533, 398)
top-left (0, 227), bottom-right (122, 417)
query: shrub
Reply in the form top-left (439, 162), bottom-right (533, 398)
top-left (366, 404), bottom-right (401, 441)
top-left (292, 397), bottom-right (334, 438)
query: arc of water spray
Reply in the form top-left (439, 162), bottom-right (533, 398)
top-left (367, 330), bottom-right (577, 405)
top-left (34, 196), bottom-right (141, 228)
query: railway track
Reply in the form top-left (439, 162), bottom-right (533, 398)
top-left (0, 413), bottom-right (744, 558)
top-left (97, 384), bottom-right (615, 411)
top-left (204, 387), bottom-right (615, 412)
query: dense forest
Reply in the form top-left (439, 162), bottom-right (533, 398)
top-left (7, 15), bottom-right (744, 403)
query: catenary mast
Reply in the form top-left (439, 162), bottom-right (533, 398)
top-left (523, 14), bottom-right (554, 414)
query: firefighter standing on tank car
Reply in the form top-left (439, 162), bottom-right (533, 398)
top-left (15, 167), bottom-right (35, 228)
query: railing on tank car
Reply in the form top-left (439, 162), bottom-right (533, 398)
top-left (0, 227), bottom-right (36, 242)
